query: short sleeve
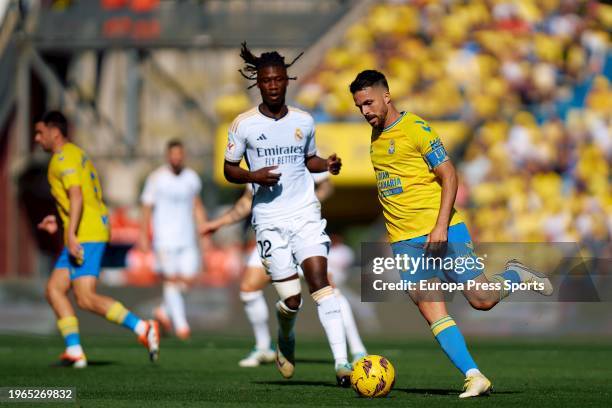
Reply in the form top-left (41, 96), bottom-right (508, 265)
top-left (191, 171), bottom-right (202, 195)
top-left (413, 120), bottom-right (449, 170)
top-left (225, 121), bottom-right (247, 163)
top-left (58, 152), bottom-right (82, 190)
top-left (305, 121), bottom-right (317, 157)
top-left (141, 173), bottom-right (156, 205)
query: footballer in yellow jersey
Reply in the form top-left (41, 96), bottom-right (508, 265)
top-left (35, 111), bottom-right (159, 368)
top-left (47, 142), bottom-right (109, 246)
top-left (350, 70), bottom-right (553, 398)
top-left (369, 110), bottom-right (464, 243)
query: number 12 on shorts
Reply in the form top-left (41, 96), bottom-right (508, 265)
top-left (257, 240), bottom-right (272, 258)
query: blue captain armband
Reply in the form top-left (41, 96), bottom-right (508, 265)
top-left (424, 142), bottom-right (449, 169)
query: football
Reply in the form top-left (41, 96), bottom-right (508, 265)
top-left (350, 355), bottom-right (396, 398)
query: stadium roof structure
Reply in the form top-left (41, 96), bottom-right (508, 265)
top-left (29, 0), bottom-right (357, 50)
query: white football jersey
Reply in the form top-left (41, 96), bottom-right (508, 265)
top-left (225, 106), bottom-right (321, 225)
top-left (141, 166), bottom-right (201, 249)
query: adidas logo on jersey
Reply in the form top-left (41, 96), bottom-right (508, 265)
top-left (257, 134), bottom-right (267, 141)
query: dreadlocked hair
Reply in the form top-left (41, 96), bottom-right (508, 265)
top-left (238, 42), bottom-right (304, 89)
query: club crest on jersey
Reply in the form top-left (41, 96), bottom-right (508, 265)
top-left (295, 128), bottom-right (303, 141)
top-left (388, 139), bottom-right (395, 155)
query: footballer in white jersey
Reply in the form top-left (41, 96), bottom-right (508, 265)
top-left (140, 140), bottom-right (208, 340)
top-left (226, 107), bottom-right (333, 279)
top-left (222, 43), bottom-right (351, 386)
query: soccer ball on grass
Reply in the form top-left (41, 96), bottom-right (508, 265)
top-left (350, 355), bottom-right (395, 397)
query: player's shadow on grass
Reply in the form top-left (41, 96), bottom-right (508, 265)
top-left (396, 388), bottom-right (520, 396)
top-left (253, 380), bottom-right (337, 388)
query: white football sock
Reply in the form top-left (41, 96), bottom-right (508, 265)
top-left (335, 289), bottom-right (366, 356)
top-left (134, 320), bottom-right (148, 336)
top-left (466, 368), bottom-right (482, 377)
top-left (312, 286), bottom-right (348, 366)
top-left (240, 290), bottom-right (271, 351)
top-left (164, 282), bottom-right (189, 332)
top-left (66, 344), bottom-right (84, 357)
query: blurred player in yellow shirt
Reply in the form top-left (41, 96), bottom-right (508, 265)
top-left (350, 71), bottom-right (553, 398)
top-left (35, 111), bottom-right (159, 368)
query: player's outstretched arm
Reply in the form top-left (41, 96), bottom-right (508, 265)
top-left (200, 189), bottom-right (253, 235)
top-left (306, 154), bottom-right (342, 175)
top-left (223, 160), bottom-right (281, 186)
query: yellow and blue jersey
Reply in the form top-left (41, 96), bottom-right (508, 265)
top-left (47, 142), bottom-right (110, 244)
top-left (370, 112), bottom-right (463, 243)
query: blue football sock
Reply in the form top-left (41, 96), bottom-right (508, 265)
top-left (57, 316), bottom-right (81, 347)
top-left (490, 269), bottom-right (522, 299)
top-left (431, 315), bottom-right (478, 376)
top-left (106, 302), bottom-right (144, 334)
top-left (501, 269), bottom-right (521, 284)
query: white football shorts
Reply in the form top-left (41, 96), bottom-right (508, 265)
top-left (155, 246), bottom-right (200, 278)
top-left (253, 213), bottom-right (330, 281)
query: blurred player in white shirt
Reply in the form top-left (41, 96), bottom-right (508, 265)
top-left (202, 173), bottom-right (367, 368)
top-left (139, 139), bottom-right (208, 340)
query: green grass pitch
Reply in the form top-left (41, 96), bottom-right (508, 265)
top-left (0, 334), bottom-right (610, 407)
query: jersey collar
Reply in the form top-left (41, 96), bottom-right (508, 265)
top-left (382, 111), bottom-right (406, 132)
top-left (257, 105), bottom-right (289, 121)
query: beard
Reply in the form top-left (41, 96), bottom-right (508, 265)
top-left (170, 164), bottom-right (183, 174)
top-left (366, 113), bottom-right (385, 130)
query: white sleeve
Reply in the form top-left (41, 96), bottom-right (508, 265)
top-left (225, 122), bottom-right (247, 163)
top-left (312, 171), bottom-right (329, 184)
top-left (141, 173), bottom-right (156, 205)
top-left (305, 120), bottom-right (317, 157)
top-left (191, 170), bottom-right (202, 195)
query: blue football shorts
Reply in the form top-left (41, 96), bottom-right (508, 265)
top-left (391, 223), bottom-right (484, 284)
top-left (54, 242), bottom-right (107, 280)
